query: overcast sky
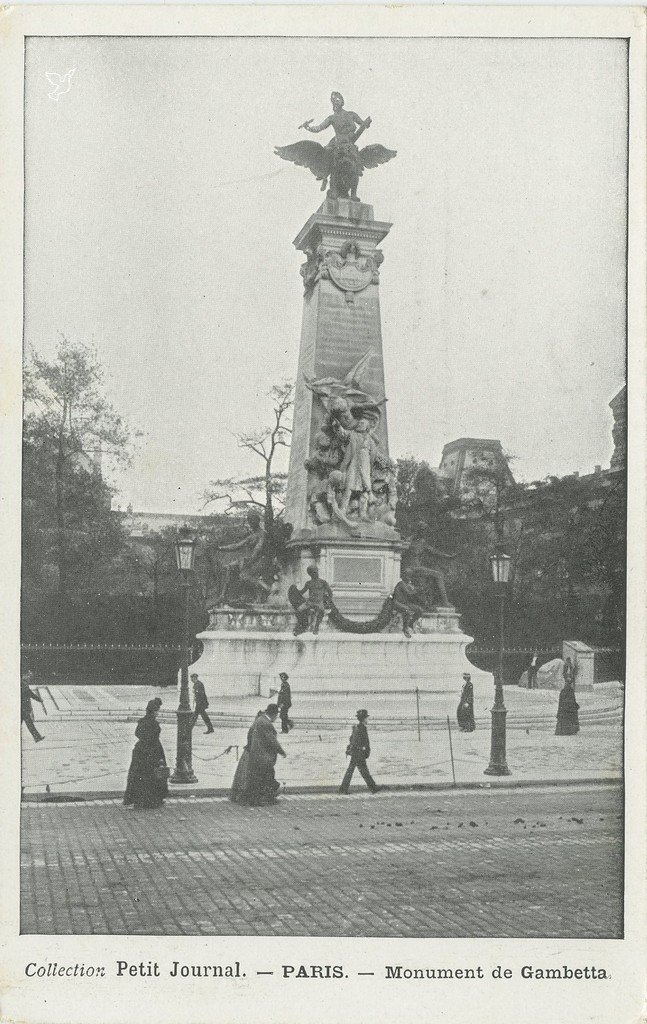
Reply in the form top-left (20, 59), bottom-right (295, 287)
top-left (24, 36), bottom-right (627, 512)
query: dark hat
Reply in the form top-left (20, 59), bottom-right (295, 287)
top-left (356, 709), bottom-right (369, 720)
top-left (279, 672), bottom-right (289, 681)
top-left (146, 698), bottom-right (162, 713)
top-left (265, 703), bottom-right (279, 715)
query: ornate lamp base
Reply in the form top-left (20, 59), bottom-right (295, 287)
top-left (170, 766), bottom-right (198, 785)
top-left (170, 707), bottom-right (198, 785)
top-left (484, 705), bottom-right (511, 776)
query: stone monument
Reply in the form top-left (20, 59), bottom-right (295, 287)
top-left (194, 95), bottom-right (488, 696)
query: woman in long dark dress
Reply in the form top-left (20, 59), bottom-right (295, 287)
top-left (456, 673), bottom-right (476, 732)
top-left (555, 680), bottom-right (580, 735)
top-left (124, 698), bottom-right (169, 809)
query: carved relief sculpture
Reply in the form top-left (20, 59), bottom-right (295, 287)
top-left (301, 240), bottom-right (383, 299)
top-left (302, 351), bottom-right (396, 531)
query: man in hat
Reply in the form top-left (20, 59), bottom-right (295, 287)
top-left (277, 672), bottom-right (293, 734)
top-left (190, 673), bottom-right (214, 734)
top-left (339, 709), bottom-right (380, 795)
top-left (249, 703), bottom-right (287, 805)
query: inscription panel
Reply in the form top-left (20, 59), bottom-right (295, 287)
top-left (313, 284), bottom-right (389, 452)
top-left (333, 555), bottom-right (384, 585)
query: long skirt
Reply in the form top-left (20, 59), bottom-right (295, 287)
top-left (456, 702), bottom-right (475, 732)
top-left (124, 740), bottom-right (168, 809)
top-left (555, 710), bottom-right (580, 735)
top-left (233, 753), bottom-right (279, 806)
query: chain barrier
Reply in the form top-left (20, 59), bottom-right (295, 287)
top-left (21, 642), bottom-right (183, 652)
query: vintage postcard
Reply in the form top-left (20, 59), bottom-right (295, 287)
top-left (1, 5), bottom-right (645, 1024)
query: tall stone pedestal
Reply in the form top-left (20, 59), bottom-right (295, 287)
top-left (191, 196), bottom-right (490, 696)
top-left (281, 198), bottom-right (404, 613)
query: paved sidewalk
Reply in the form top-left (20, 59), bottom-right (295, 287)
top-left (36, 680), bottom-right (623, 727)
top-left (21, 684), bottom-right (622, 796)
top-left (21, 717), bottom-right (622, 796)
top-left (20, 784), bottom-right (623, 937)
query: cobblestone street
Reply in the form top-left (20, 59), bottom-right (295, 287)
top-left (21, 784), bottom-right (622, 938)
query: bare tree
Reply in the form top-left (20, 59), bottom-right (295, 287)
top-left (203, 381), bottom-right (294, 530)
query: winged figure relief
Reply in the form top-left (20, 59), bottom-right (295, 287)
top-left (274, 92), bottom-right (396, 202)
top-left (303, 350), bottom-right (385, 430)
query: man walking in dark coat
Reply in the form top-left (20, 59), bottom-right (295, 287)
top-left (21, 670), bottom-right (45, 743)
top-left (190, 673), bottom-right (214, 734)
top-left (249, 704), bottom-right (286, 804)
top-left (339, 709), bottom-right (380, 794)
top-left (277, 672), bottom-right (293, 734)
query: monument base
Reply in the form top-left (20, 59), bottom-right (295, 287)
top-left (193, 609), bottom-right (487, 696)
top-left (282, 536), bottom-right (405, 616)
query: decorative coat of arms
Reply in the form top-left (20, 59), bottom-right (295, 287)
top-left (301, 239), bottom-right (383, 301)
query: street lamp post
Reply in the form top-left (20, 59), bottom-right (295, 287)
top-left (484, 548), bottom-right (512, 777)
top-left (170, 530), bottom-right (198, 785)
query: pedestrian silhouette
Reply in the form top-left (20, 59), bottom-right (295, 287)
top-left (277, 672), bottom-right (293, 734)
top-left (190, 673), bottom-right (214, 734)
top-left (339, 709), bottom-right (380, 794)
top-left (21, 671), bottom-right (44, 743)
top-left (123, 698), bottom-right (169, 809)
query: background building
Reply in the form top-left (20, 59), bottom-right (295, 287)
top-left (437, 438), bottom-right (515, 496)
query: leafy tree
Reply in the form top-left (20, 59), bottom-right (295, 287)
top-left (395, 456), bottom-right (460, 551)
top-left (203, 381), bottom-right (293, 530)
top-left (394, 453), bottom-right (624, 650)
top-left (510, 472), bottom-right (626, 644)
top-left (458, 452), bottom-right (520, 546)
top-left (23, 338), bottom-right (134, 595)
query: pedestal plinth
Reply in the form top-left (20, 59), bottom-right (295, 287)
top-left (195, 614), bottom-right (486, 697)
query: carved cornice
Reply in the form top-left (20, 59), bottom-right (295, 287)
top-left (293, 212), bottom-right (392, 254)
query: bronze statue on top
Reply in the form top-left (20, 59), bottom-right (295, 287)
top-left (275, 92), bottom-right (396, 202)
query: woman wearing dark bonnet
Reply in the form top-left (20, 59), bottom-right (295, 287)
top-left (123, 698), bottom-right (169, 809)
top-left (456, 673), bottom-right (476, 732)
top-left (555, 678), bottom-right (580, 736)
